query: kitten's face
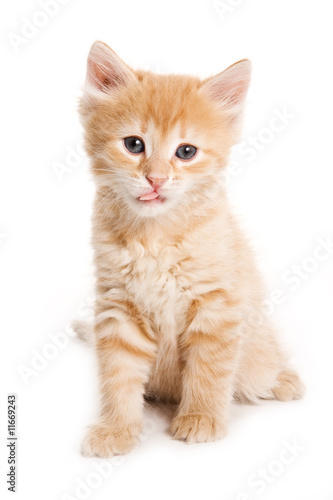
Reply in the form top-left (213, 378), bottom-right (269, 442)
top-left (81, 42), bottom-right (250, 218)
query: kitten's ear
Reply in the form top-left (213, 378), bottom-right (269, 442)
top-left (202, 59), bottom-right (251, 121)
top-left (84, 41), bottom-right (136, 95)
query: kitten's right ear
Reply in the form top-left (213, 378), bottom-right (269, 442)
top-left (84, 41), bottom-right (136, 96)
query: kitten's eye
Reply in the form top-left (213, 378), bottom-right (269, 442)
top-left (124, 136), bottom-right (145, 154)
top-left (175, 144), bottom-right (197, 160)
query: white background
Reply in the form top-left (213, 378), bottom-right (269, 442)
top-left (1, 0), bottom-right (333, 499)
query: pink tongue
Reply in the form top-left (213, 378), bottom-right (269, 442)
top-left (139, 191), bottom-right (159, 201)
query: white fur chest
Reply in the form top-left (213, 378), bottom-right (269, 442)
top-left (115, 241), bottom-right (192, 336)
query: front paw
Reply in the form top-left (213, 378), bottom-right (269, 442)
top-left (81, 421), bottom-right (141, 458)
top-left (170, 413), bottom-right (227, 444)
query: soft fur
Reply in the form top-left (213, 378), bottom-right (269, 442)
top-left (78, 41), bottom-right (304, 457)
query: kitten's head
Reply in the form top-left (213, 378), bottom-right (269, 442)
top-left (80, 41), bottom-right (250, 219)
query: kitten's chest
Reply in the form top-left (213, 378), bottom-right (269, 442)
top-left (121, 243), bottom-right (192, 330)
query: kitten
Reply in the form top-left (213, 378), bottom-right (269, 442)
top-left (78, 41), bottom-right (304, 457)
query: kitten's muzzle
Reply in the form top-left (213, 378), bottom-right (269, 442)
top-left (138, 174), bottom-right (168, 202)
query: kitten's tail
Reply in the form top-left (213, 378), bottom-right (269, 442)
top-left (72, 319), bottom-right (94, 345)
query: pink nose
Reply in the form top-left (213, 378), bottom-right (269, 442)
top-left (146, 174), bottom-right (168, 188)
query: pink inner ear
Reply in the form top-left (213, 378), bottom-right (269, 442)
top-left (210, 80), bottom-right (248, 106)
top-left (205, 60), bottom-right (251, 109)
top-left (91, 63), bottom-right (111, 91)
top-left (88, 59), bottom-right (124, 92)
top-left (86, 42), bottom-right (134, 93)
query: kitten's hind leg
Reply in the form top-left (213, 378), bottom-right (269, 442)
top-left (235, 321), bottom-right (305, 403)
top-left (272, 369), bottom-right (305, 402)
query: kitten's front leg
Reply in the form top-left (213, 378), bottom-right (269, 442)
top-left (82, 313), bottom-right (156, 457)
top-left (171, 291), bottom-right (242, 443)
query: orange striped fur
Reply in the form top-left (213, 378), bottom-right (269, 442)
top-left (79, 42), bottom-right (304, 457)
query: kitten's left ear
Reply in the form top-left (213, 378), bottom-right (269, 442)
top-left (202, 59), bottom-right (251, 121)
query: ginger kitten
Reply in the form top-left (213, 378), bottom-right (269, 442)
top-left (78, 41), bottom-right (304, 457)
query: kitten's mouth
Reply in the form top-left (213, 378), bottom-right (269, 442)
top-left (138, 191), bottom-right (165, 204)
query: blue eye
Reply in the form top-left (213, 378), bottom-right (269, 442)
top-left (176, 144), bottom-right (197, 160)
top-left (124, 137), bottom-right (145, 154)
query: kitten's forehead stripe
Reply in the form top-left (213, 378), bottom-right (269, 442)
top-left (140, 120), bottom-right (148, 135)
top-left (180, 124), bottom-right (186, 140)
top-left (137, 74), bottom-right (206, 137)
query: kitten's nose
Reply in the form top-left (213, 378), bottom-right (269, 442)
top-left (146, 174), bottom-right (168, 188)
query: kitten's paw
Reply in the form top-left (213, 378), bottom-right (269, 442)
top-left (81, 422), bottom-right (141, 458)
top-left (170, 413), bottom-right (227, 444)
top-left (272, 369), bottom-right (305, 402)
